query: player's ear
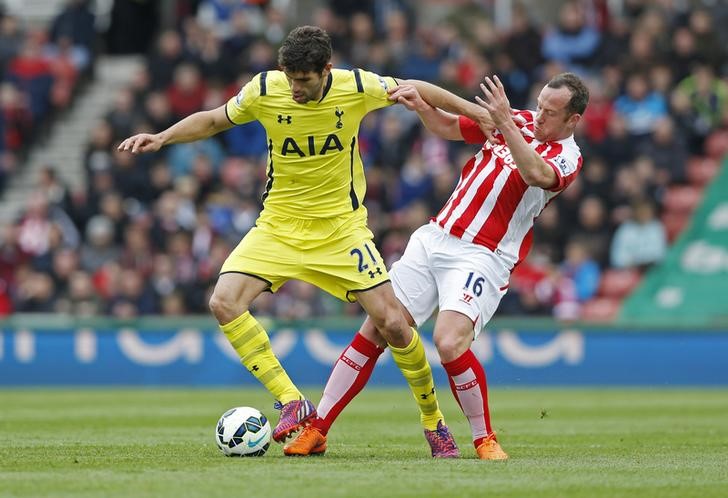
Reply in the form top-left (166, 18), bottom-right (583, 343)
top-left (322, 62), bottom-right (332, 76)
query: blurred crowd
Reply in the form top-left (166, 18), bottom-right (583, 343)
top-left (1, 0), bottom-right (728, 320)
top-left (0, 0), bottom-right (95, 192)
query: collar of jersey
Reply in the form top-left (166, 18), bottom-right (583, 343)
top-left (317, 72), bottom-right (333, 103)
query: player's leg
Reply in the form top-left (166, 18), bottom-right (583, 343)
top-left (212, 227), bottom-right (316, 442)
top-left (355, 225), bottom-right (456, 457)
top-left (210, 272), bottom-right (303, 402)
top-left (356, 284), bottom-right (458, 457)
top-left (284, 316), bottom-right (388, 456)
top-left (286, 218), bottom-right (454, 456)
top-left (435, 312), bottom-right (507, 460)
top-left (313, 316), bottom-right (387, 434)
top-left (433, 244), bottom-right (509, 460)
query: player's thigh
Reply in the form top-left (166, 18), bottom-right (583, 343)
top-left (212, 272), bottom-right (270, 309)
top-left (355, 281), bottom-right (406, 325)
top-left (220, 225), bottom-right (297, 292)
top-left (300, 221), bottom-right (390, 302)
top-left (389, 226), bottom-right (439, 328)
top-left (434, 247), bottom-right (509, 338)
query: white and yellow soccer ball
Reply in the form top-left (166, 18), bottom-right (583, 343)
top-left (215, 406), bottom-right (271, 457)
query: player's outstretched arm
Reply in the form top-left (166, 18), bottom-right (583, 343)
top-left (477, 75), bottom-right (556, 188)
top-left (389, 84), bottom-right (462, 141)
top-left (398, 79), bottom-right (494, 131)
top-left (117, 105), bottom-right (234, 154)
top-left (397, 79), bottom-right (500, 142)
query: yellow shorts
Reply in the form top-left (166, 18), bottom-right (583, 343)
top-left (220, 209), bottom-right (390, 302)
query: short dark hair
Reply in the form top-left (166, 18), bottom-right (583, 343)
top-left (278, 26), bottom-right (332, 74)
top-left (547, 72), bottom-right (589, 115)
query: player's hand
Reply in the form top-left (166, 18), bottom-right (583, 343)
top-left (471, 106), bottom-right (498, 144)
top-left (388, 84), bottom-right (432, 112)
top-left (475, 76), bottom-right (513, 130)
top-left (117, 133), bottom-right (164, 154)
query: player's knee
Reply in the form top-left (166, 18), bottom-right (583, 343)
top-left (370, 309), bottom-right (407, 344)
top-left (434, 333), bottom-right (462, 361)
top-left (208, 291), bottom-right (244, 324)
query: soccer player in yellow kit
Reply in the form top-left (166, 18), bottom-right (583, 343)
top-left (119, 26), bottom-right (486, 457)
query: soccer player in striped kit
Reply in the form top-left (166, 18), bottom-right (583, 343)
top-left (286, 73), bottom-right (589, 459)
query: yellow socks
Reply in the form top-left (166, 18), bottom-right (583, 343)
top-left (221, 311), bottom-right (301, 404)
top-left (389, 329), bottom-right (444, 431)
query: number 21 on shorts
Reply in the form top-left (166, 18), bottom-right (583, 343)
top-left (350, 243), bottom-right (383, 279)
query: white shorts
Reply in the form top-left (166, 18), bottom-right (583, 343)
top-left (390, 223), bottom-right (511, 338)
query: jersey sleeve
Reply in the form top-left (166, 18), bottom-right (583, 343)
top-left (511, 109), bottom-right (535, 135)
top-left (225, 74), bottom-right (262, 125)
top-left (358, 69), bottom-right (398, 112)
top-left (458, 115), bottom-right (487, 144)
top-left (542, 142), bottom-right (582, 192)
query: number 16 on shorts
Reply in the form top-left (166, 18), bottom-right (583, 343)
top-left (462, 271), bottom-right (485, 303)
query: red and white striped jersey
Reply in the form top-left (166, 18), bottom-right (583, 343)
top-left (433, 111), bottom-right (583, 269)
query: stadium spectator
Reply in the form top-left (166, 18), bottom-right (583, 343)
top-left (0, 15), bottom-right (24, 72)
top-left (14, 269), bottom-right (57, 312)
top-left (55, 269), bottom-right (103, 315)
top-left (574, 195), bottom-right (612, 266)
top-left (79, 214), bottom-right (120, 272)
top-left (166, 63), bottom-right (207, 119)
top-left (673, 63), bottom-right (728, 152)
top-left (504, 4), bottom-right (543, 81)
top-left (610, 198), bottom-right (667, 270)
top-left (48, 0), bottom-right (95, 56)
top-left (0, 82), bottom-right (31, 152)
top-left (687, 8), bottom-right (724, 71)
top-left (636, 117), bottom-right (688, 183)
top-left (561, 238), bottom-right (601, 303)
top-left (541, 1), bottom-right (600, 72)
top-left (669, 27), bottom-right (699, 83)
top-left (6, 33), bottom-right (53, 122)
top-left (614, 72), bottom-right (668, 141)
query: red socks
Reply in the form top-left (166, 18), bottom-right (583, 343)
top-left (442, 349), bottom-right (493, 448)
top-left (313, 333), bottom-right (384, 435)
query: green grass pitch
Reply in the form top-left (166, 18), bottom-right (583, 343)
top-left (1, 388), bottom-right (727, 498)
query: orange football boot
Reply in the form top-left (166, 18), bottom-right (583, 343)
top-left (283, 425), bottom-right (327, 456)
top-left (476, 433), bottom-right (508, 460)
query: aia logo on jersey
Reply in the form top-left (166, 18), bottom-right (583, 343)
top-left (461, 293), bottom-right (474, 304)
top-left (280, 134), bottom-right (345, 156)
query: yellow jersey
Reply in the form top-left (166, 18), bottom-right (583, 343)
top-left (225, 68), bottom-right (397, 219)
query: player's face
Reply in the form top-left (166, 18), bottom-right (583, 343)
top-left (533, 86), bottom-right (580, 142)
top-left (283, 64), bottom-right (331, 104)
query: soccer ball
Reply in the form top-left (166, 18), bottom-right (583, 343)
top-left (215, 406), bottom-right (271, 457)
